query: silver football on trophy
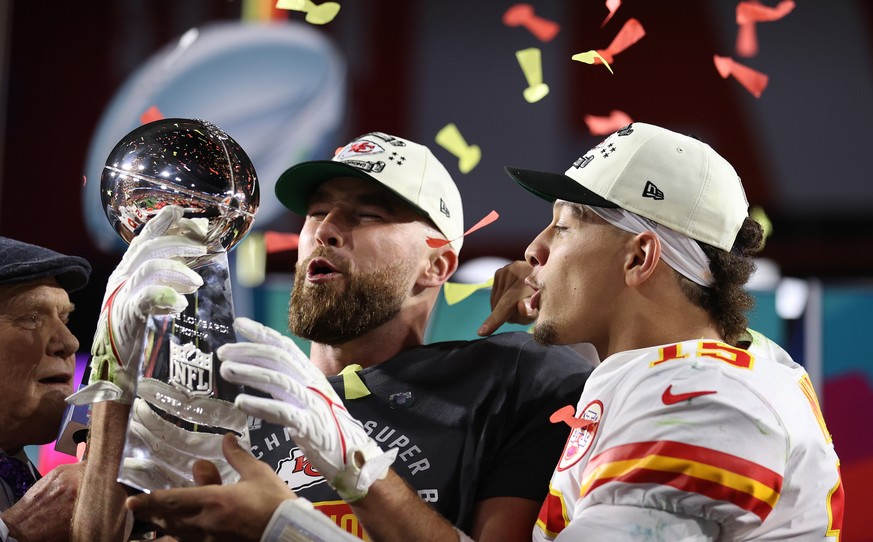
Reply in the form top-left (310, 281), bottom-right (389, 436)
top-left (101, 118), bottom-right (259, 251)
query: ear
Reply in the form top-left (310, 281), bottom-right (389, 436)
top-left (418, 246), bottom-right (458, 288)
top-left (625, 231), bottom-right (661, 287)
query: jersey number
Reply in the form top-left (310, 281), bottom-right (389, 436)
top-left (650, 341), bottom-right (754, 369)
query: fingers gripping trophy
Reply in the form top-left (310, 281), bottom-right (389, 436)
top-left (67, 118), bottom-right (259, 492)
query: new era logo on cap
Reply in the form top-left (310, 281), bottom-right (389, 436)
top-left (642, 181), bottom-right (664, 200)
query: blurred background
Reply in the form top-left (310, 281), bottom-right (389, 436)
top-left (1, 0), bottom-right (871, 539)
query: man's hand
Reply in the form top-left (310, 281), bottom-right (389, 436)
top-left (67, 206), bottom-right (206, 405)
top-left (218, 317), bottom-right (397, 503)
top-left (126, 433), bottom-right (293, 542)
top-left (478, 260), bottom-right (538, 336)
top-left (2, 463), bottom-right (83, 542)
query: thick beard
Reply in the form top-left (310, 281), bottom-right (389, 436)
top-left (288, 256), bottom-right (413, 346)
top-left (532, 321), bottom-right (558, 345)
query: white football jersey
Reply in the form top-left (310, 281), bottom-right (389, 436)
top-left (535, 332), bottom-right (843, 541)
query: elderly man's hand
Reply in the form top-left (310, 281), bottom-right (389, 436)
top-left (2, 462), bottom-right (83, 542)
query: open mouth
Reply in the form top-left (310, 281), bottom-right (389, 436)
top-left (306, 258), bottom-right (342, 283)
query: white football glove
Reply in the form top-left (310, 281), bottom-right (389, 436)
top-left (67, 205), bottom-right (207, 405)
top-left (218, 317), bottom-right (397, 503)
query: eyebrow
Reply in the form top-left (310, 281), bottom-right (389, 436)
top-left (555, 201), bottom-right (585, 219)
top-left (8, 295), bottom-right (75, 315)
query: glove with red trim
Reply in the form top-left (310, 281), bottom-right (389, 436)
top-left (218, 317), bottom-right (397, 503)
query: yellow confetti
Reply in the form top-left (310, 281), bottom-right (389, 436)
top-left (750, 206), bottom-right (773, 248)
top-left (276, 0), bottom-right (306, 9)
top-left (516, 48), bottom-right (549, 103)
top-left (275, 0), bottom-right (340, 25)
top-left (435, 123), bottom-right (481, 174)
top-left (305, 1), bottom-right (340, 24)
top-left (571, 50), bottom-right (614, 74)
top-left (236, 232), bottom-right (266, 287)
top-left (339, 364), bottom-right (371, 399)
top-left (443, 278), bottom-right (494, 306)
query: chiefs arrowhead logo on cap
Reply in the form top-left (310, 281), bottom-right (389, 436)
top-left (335, 140), bottom-right (385, 161)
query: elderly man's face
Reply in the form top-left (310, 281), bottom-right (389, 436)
top-left (0, 278), bottom-right (79, 452)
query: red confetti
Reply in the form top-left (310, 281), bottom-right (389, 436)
top-left (503, 3), bottom-right (560, 42)
top-left (735, 0), bottom-right (795, 58)
top-left (82, 175), bottom-right (87, 186)
top-left (264, 231), bottom-right (300, 253)
top-left (584, 110), bottom-right (633, 135)
top-left (594, 18), bottom-right (645, 65)
top-left (713, 55), bottom-right (769, 98)
top-left (737, 0), bottom-right (795, 24)
top-left (140, 105), bottom-right (165, 125)
top-left (427, 210), bottom-right (499, 248)
top-left (736, 19), bottom-right (758, 57)
top-left (549, 405), bottom-right (595, 429)
top-left (601, 0), bottom-right (621, 27)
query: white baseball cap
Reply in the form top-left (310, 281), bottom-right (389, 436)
top-left (276, 131), bottom-right (465, 252)
top-left (505, 122), bottom-right (749, 251)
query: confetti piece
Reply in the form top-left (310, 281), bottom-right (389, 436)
top-left (549, 405), bottom-right (595, 429)
top-left (443, 277), bottom-right (494, 306)
top-left (339, 364), bottom-right (371, 399)
top-left (601, 0), bottom-right (621, 27)
top-left (140, 105), bottom-right (164, 125)
top-left (736, 19), bottom-right (758, 57)
top-left (305, 1), bottom-right (340, 24)
top-left (427, 210), bottom-right (499, 248)
top-left (503, 3), bottom-right (560, 42)
top-left (594, 17), bottom-right (645, 65)
top-left (750, 205), bottom-right (773, 247)
top-left (236, 232), bottom-right (266, 287)
top-left (276, 0), bottom-right (306, 9)
top-left (736, 0), bottom-right (795, 24)
top-left (435, 123), bottom-right (481, 174)
top-left (515, 48), bottom-right (549, 103)
top-left (583, 110), bottom-right (633, 135)
top-left (713, 55), bottom-right (768, 98)
top-left (82, 175), bottom-right (87, 186)
top-left (264, 231), bottom-right (300, 253)
top-left (276, 0), bottom-right (340, 25)
top-left (735, 1), bottom-right (795, 58)
top-left (571, 50), bottom-right (614, 75)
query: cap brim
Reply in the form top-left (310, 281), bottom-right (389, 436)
top-left (275, 161), bottom-right (379, 215)
top-left (504, 166), bottom-right (618, 208)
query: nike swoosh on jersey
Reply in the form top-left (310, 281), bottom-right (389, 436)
top-left (661, 384), bottom-right (717, 405)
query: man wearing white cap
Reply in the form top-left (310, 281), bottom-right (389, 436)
top-left (497, 122), bottom-right (843, 540)
top-left (127, 132), bottom-right (595, 542)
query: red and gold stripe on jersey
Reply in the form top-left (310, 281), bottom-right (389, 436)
top-left (579, 440), bottom-right (783, 522)
top-left (535, 483), bottom-right (572, 538)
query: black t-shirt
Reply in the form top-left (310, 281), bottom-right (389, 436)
top-left (249, 332), bottom-right (594, 536)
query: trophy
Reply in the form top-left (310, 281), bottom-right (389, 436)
top-left (100, 118), bottom-right (259, 492)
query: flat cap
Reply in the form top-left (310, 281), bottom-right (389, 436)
top-left (0, 236), bottom-right (91, 292)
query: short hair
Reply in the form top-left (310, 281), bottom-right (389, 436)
top-left (677, 217), bottom-right (765, 345)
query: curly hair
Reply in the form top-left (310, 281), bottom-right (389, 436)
top-left (677, 217), bottom-right (765, 345)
